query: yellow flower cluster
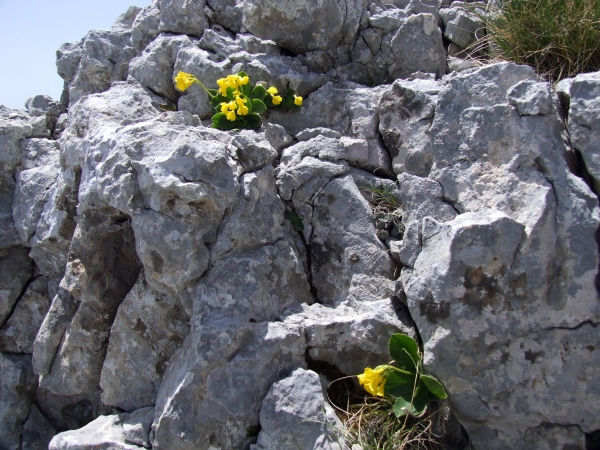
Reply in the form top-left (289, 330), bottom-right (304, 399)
top-left (174, 71), bottom-right (199, 92)
top-left (357, 365), bottom-right (389, 397)
top-left (216, 74), bottom-right (250, 96)
top-left (266, 86), bottom-right (282, 105)
top-left (220, 96), bottom-right (249, 121)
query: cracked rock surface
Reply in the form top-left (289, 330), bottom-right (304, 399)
top-left (1, 1), bottom-right (600, 449)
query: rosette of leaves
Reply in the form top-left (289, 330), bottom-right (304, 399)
top-left (358, 333), bottom-right (447, 418)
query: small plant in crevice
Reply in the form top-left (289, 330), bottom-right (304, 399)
top-left (328, 333), bottom-right (450, 449)
top-left (174, 71), bottom-right (303, 130)
top-left (360, 186), bottom-right (405, 241)
top-left (285, 211), bottom-right (305, 232)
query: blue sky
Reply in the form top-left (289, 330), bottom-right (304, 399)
top-left (0, 0), bottom-right (151, 110)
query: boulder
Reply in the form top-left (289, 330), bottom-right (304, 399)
top-left (49, 414), bottom-right (141, 450)
top-left (251, 368), bottom-right (342, 450)
top-left (22, 404), bottom-right (57, 450)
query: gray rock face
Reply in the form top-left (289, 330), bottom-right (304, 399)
top-left (0, 276), bottom-right (52, 354)
top-left (566, 72), bottom-right (600, 192)
top-left (439, 3), bottom-right (484, 49)
top-left (252, 368), bottom-right (342, 450)
top-left (49, 414), bottom-right (141, 450)
top-left (242, 0), bottom-right (364, 57)
top-left (123, 406), bottom-right (154, 448)
top-left (400, 62), bottom-right (600, 449)
top-left (0, 353), bottom-right (37, 450)
top-left (0, 246), bottom-right (33, 328)
top-left (100, 275), bottom-right (190, 412)
top-left (22, 404), bottom-right (57, 450)
top-left (507, 80), bottom-right (554, 116)
top-left (159, 0), bottom-right (209, 37)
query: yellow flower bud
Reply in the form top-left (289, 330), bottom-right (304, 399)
top-left (294, 95), bottom-right (303, 106)
top-left (267, 86), bottom-right (278, 96)
top-left (272, 95), bottom-right (282, 105)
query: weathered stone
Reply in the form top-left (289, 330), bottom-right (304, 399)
top-left (567, 72), bottom-right (600, 192)
top-left (230, 130), bottom-right (278, 173)
top-left (310, 175), bottom-right (397, 304)
top-left (100, 274), bottom-right (190, 412)
top-left (507, 80), bottom-right (554, 116)
top-left (369, 9), bottom-right (408, 32)
top-left (22, 404), bottom-right (57, 450)
top-left (151, 320), bottom-right (306, 450)
top-left (378, 79), bottom-right (441, 176)
top-left (206, 0), bottom-right (244, 32)
top-left (263, 121), bottom-right (293, 152)
top-left (66, 28), bottom-right (137, 104)
top-left (129, 34), bottom-right (197, 103)
top-left (131, 4), bottom-right (161, 53)
top-left (49, 414), bottom-right (141, 450)
top-left (0, 246), bottom-right (33, 328)
top-left (39, 211), bottom-right (142, 398)
top-left (252, 368), bottom-right (342, 450)
top-left (242, 0), bottom-right (365, 57)
top-left (0, 352), bottom-right (37, 450)
top-left (159, 0), bottom-right (209, 36)
top-left (401, 62), bottom-right (600, 449)
top-left (13, 154), bottom-right (60, 244)
top-left (439, 4), bottom-right (484, 49)
top-left (56, 42), bottom-right (83, 84)
top-left (285, 300), bottom-right (416, 376)
top-left (123, 406), bottom-right (155, 448)
top-left (19, 138), bottom-right (60, 170)
top-left (0, 174), bottom-right (20, 250)
top-left (0, 276), bottom-right (51, 354)
top-left (389, 14), bottom-right (446, 79)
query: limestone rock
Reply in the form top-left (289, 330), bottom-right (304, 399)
top-left (401, 62), bottom-right (600, 449)
top-left (439, 3), bottom-right (484, 49)
top-left (0, 246), bottom-right (33, 328)
top-left (49, 414), bottom-right (141, 450)
top-left (378, 78), bottom-right (441, 176)
top-left (389, 14), bottom-right (446, 79)
top-left (123, 406), bottom-right (155, 448)
top-left (100, 275), bottom-right (190, 412)
top-left (0, 352), bottom-right (37, 450)
top-left (242, 0), bottom-right (364, 57)
top-left (206, 0), bottom-right (244, 32)
top-left (567, 72), bottom-right (600, 192)
top-left (159, 0), bottom-right (209, 37)
top-left (507, 80), bottom-right (554, 116)
top-left (22, 404), bottom-right (57, 450)
top-left (252, 368), bottom-right (342, 450)
top-left (0, 276), bottom-right (51, 354)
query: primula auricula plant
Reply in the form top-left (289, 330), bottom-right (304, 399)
top-left (173, 71), bottom-right (302, 131)
top-left (357, 333), bottom-right (447, 417)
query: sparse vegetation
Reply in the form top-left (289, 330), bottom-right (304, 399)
top-left (471, 0), bottom-right (600, 82)
top-left (360, 186), bottom-right (404, 241)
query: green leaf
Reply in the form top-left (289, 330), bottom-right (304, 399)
top-left (293, 218), bottom-right (304, 232)
top-left (245, 113), bottom-right (262, 129)
top-left (264, 94), bottom-right (276, 108)
top-left (251, 99), bottom-right (267, 115)
top-left (384, 370), bottom-right (416, 397)
top-left (212, 113), bottom-right (239, 131)
top-left (389, 333), bottom-right (421, 368)
top-left (397, 348), bottom-right (417, 373)
top-left (250, 85), bottom-right (267, 101)
top-left (208, 89), bottom-right (218, 97)
top-left (392, 383), bottom-right (429, 417)
top-left (420, 374), bottom-right (447, 399)
top-left (285, 211), bottom-right (297, 221)
top-left (282, 89), bottom-right (301, 111)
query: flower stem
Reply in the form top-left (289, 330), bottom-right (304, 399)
top-left (193, 76), bottom-right (214, 98)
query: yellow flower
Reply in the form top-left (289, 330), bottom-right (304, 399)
top-left (357, 365), bottom-right (389, 397)
top-left (226, 110), bottom-right (237, 121)
top-left (272, 95), bottom-right (282, 105)
top-left (238, 75), bottom-right (250, 86)
top-left (237, 104), bottom-right (249, 115)
top-left (174, 71), bottom-right (198, 92)
top-left (267, 86), bottom-right (278, 96)
top-left (294, 95), bottom-right (303, 106)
